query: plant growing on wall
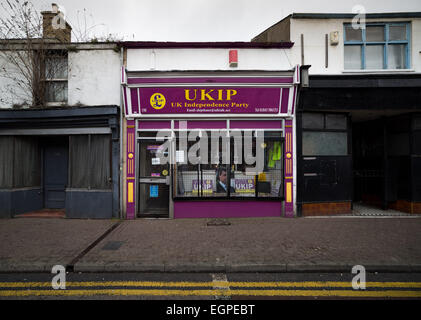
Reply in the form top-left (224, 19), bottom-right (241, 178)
top-left (0, 0), bottom-right (57, 107)
top-left (0, 0), bottom-right (122, 108)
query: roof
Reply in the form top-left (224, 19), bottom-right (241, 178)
top-left (119, 41), bottom-right (294, 49)
top-left (291, 12), bottom-right (421, 19)
top-left (252, 11), bottom-right (421, 42)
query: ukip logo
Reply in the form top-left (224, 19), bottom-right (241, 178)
top-left (150, 93), bottom-right (166, 110)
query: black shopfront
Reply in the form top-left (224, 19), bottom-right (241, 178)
top-left (0, 106), bottom-right (120, 218)
top-left (296, 73), bottom-right (421, 215)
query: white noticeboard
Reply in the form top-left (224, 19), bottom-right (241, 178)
top-left (176, 150), bottom-right (185, 163)
top-left (152, 158), bottom-right (160, 165)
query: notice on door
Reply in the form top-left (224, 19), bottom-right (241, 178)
top-left (150, 185), bottom-right (159, 198)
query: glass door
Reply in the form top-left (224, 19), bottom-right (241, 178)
top-left (138, 137), bottom-right (171, 217)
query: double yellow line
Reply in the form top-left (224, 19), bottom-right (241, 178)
top-left (0, 281), bottom-right (420, 298)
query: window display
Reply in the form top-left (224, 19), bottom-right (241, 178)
top-left (173, 130), bottom-right (284, 200)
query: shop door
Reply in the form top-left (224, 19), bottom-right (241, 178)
top-left (43, 139), bottom-right (68, 209)
top-left (138, 138), bottom-right (170, 217)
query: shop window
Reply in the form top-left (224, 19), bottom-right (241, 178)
top-left (257, 132), bottom-right (283, 197)
top-left (202, 131), bottom-right (230, 198)
top-left (69, 135), bottom-right (111, 189)
top-left (302, 113), bottom-right (348, 156)
top-left (229, 131), bottom-right (258, 198)
top-left (302, 113), bottom-right (324, 129)
top-left (344, 23), bottom-right (410, 70)
top-left (303, 132), bottom-right (347, 156)
top-left (174, 131), bottom-right (229, 198)
top-left (0, 136), bottom-right (41, 188)
top-left (413, 132), bottom-right (421, 155)
top-left (326, 114), bottom-right (347, 130)
top-left (388, 132), bottom-right (410, 156)
top-left (173, 130), bottom-right (284, 200)
top-left (0, 136), bottom-right (13, 188)
top-left (414, 117), bottom-right (421, 131)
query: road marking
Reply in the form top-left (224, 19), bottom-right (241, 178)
top-left (0, 289), bottom-right (420, 298)
top-left (212, 273), bottom-right (230, 300)
top-left (1, 281), bottom-right (421, 288)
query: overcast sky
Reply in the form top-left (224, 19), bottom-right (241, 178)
top-left (35, 0), bottom-right (421, 41)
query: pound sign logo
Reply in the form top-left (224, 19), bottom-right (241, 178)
top-left (150, 93), bottom-right (166, 110)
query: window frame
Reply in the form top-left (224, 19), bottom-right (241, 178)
top-left (343, 22), bottom-right (410, 70)
top-left (302, 112), bottom-right (349, 157)
top-left (68, 134), bottom-right (112, 190)
top-left (43, 50), bottom-right (68, 105)
top-left (172, 130), bottom-right (285, 201)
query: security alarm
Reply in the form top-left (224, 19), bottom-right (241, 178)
top-left (330, 31), bottom-right (339, 45)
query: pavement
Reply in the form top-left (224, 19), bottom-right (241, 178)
top-left (0, 215), bottom-right (421, 273)
top-left (0, 212), bottom-right (421, 272)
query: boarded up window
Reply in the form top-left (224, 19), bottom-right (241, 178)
top-left (303, 132), bottom-right (347, 156)
top-left (69, 134), bottom-right (111, 189)
top-left (0, 136), bottom-right (14, 188)
top-left (0, 136), bottom-right (41, 188)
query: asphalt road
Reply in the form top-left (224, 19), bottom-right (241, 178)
top-left (1, 272), bottom-right (421, 300)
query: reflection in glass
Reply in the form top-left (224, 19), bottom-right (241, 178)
top-left (366, 26), bottom-right (384, 42)
top-left (344, 45), bottom-right (362, 69)
top-left (389, 25), bottom-right (406, 41)
top-left (345, 27), bottom-right (362, 41)
top-left (365, 45), bottom-right (384, 69)
top-left (388, 44), bottom-right (406, 69)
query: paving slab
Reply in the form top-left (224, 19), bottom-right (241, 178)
top-left (0, 219), bottom-right (116, 272)
top-left (74, 217), bottom-right (421, 273)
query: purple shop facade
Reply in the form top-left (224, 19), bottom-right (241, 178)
top-left (122, 66), bottom-right (300, 219)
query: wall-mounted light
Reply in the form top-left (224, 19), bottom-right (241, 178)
top-left (300, 65), bottom-right (310, 88)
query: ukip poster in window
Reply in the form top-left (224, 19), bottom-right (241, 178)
top-left (234, 178), bottom-right (255, 193)
top-left (192, 179), bottom-right (214, 195)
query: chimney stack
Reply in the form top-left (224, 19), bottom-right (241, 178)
top-left (41, 3), bottom-right (72, 43)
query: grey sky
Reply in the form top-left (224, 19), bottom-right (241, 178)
top-left (35, 0), bottom-right (421, 41)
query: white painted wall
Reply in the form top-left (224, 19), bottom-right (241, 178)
top-left (127, 48), bottom-right (294, 71)
top-left (285, 17), bottom-right (421, 74)
top-left (0, 53), bottom-right (33, 109)
top-left (0, 48), bottom-right (121, 109)
top-left (68, 49), bottom-right (121, 106)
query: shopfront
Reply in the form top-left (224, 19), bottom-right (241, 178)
top-left (121, 43), bottom-right (299, 219)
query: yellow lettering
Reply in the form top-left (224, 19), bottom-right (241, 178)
top-left (185, 89), bottom-right (197, 101)
top-left (226, 89), bottom-right (237, 100)
top-left (200, 89), bottom-right (215, 101)
top-left (217, 89), bottom-right (224, 100)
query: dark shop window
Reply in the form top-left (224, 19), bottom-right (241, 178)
top-left (302, 113), bottom-right (324, 129)
top-left (388, 132), bottom-right (410, 156)
top-left (69, 134), bottom-right (111, 189)
top-left (0, 136), bottom-right (41, 189)
top-left (302, 113), bottom-right (348, 156)
top-left (413, 117), bottom-right (421, 155)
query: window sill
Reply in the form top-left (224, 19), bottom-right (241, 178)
top-left (45, 102), bottom-right (68, 107)
top-left (173, 196), bottom-right (284, 201)
top-left (342, 69), bottom-right (415, 74)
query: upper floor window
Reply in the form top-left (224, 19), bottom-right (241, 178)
top-left (344, 23), bottom-right (410, 70)
top-left (44, 50), bottom-right (68, 104)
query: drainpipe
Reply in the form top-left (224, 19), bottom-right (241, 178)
top-left (119, 46), bottom-right (124, 219)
